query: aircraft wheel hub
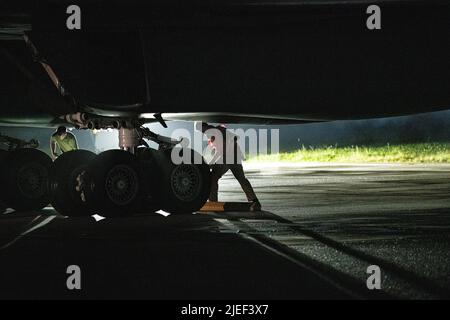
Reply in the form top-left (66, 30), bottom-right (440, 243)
top-left (170, 165), bottom-right (201, 202)
top-left (105, 164), bottom-right (138, 206)
top-left (17, 163), bottom-right (48, 199)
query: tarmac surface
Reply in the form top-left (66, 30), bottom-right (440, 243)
top-left (1, 163), bottom-right (450, 299)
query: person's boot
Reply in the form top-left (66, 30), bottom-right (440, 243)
top-left (249, 199), bottom-right (261, 212)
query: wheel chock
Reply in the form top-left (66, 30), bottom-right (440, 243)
top-left (199, 201), bottom-right (252, 212)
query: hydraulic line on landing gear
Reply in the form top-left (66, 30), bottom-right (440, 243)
top-left (118, 127), bottom-right (182, 154)
top-left (62, 112), bottom-right (182, 153)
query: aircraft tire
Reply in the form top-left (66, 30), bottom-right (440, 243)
top-left (152, 147), bottom-right (211, 214)
top-left (0, 150), bottom-right (9, 212)
top-left (84, 150), bottom-right (145, 217)
top-left (50, 150), bottom-right (97, 217)
top-left (0, 148), bottom-right (52, 211)
top-left (135, 148), bottom-right (163, 213)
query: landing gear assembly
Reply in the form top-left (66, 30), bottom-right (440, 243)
top-left (2, 36), bottom-right (211, 216)
top-left (0, 121), bottom-right (211, 217)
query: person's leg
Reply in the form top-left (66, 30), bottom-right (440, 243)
top-left (230, 165), bottom-right (259, 202)
top-left (209, 164), bottom-right (229, 202)
top-left (230, 165), bottom-right (261, 211)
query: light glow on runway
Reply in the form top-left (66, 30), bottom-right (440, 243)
top-left (2, 208), bottom-right (15, 215)
top-left (156, 210), bottom-right (171, 217)
top-left (92, 214), bottom-right (106, 222)
top-left (0, 215), bottom-right (58, 250)
top-left (242, 161), bottom-right (450, 171)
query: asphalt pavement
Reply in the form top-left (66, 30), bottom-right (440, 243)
top-left (1, 163), bottom-right (449, 299)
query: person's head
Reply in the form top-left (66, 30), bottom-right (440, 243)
top-left (56, 126), bottom-right (67, 139)
top-left (195, 121), bottom-right (218, 134)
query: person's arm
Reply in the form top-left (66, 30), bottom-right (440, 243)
top-left (50, 138), bottom-right (58, 160)
top-left (209, 145), bottom-right (225, 165)
top-left (72, 134), bottom-right (78, 150)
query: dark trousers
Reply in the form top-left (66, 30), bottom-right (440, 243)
top-left (209, 164), bottom-right (258, 202)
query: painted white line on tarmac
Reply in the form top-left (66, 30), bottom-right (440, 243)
top-left (0, 215), bottom-right (57, 250)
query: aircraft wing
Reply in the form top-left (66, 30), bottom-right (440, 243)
top-left (0, 0), bottom-right (449, 126)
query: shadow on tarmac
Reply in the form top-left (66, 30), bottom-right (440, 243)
top-left (0, 208), bottom-right (352, 299)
